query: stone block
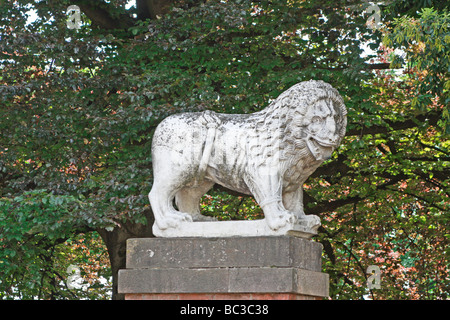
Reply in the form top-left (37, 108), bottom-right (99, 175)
top-left (118, 267), bottom-right (329, 297)
top-left (125, 236), bottom-right (322, 271)
top-left (152, 219), bottom-right (319, 238)
top-left (124, 293), bottom-right (322, 300)
top-left (118, 236), bottom-right (329, 299)
top-left (118, 268), bottom-right (229, 294)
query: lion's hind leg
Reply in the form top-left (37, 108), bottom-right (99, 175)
top-left (149, 147), bottom-right (196, 230)
top-left (149, 182), bottom-right (193, 230)
top-left (175, 181), bottom-right (215, 221)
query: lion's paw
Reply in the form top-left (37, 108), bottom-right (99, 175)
top-left (297, 214), bottom-right (321, 231)
top-left (158, 211), bottom-right (193, 230)
top-left (191, 213), bottom-right (217, 222)
top-left (265, 211), bottom-right (297, 231)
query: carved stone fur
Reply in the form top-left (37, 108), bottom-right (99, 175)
top-left (149, 80), bottom-right (347, 234)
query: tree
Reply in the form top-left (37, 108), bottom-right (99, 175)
top-left (384, 7), bottom-right (449, 131)
top-left (0, 0), bottom-right (448, 299)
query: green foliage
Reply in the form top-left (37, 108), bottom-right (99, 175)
top-left (384, 8), bottom-right (450, 132)
top-left (0, 191), bottom-right (111, 299)
top-left (201, 191), bottom-right (263, 221)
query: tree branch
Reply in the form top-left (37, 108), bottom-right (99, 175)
top-left (305, 195), bottom-right (362, 215)
top-left (310, 153), bottom-right (352, 179)
top-left (346, 111), bottom-right (442, 136)
top-left (136, 0), bottom-right (175, 20)
top-left (365, 62), bottom-right (391, 70)
top-left (73, 1), bottom-right (134, 30)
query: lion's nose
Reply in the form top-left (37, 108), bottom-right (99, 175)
top-left (328, 135), bottom-right (339, 145)
top-left (325, 116), bottom-right (336, 132)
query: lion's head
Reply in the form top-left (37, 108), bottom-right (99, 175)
top-left (302, 94), bottom-right (346, 161)
top-left (257, 80), bottom-right (346, 163)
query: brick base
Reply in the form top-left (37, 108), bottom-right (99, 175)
top-left (125, 293), bottom-right (322, 300)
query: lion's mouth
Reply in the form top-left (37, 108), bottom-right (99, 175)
top-left (306, 136), bottom-right (336, 160)
top-left (314, 136), bottom-right (336, 147)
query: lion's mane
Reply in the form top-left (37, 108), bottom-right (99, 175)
top-left (245, 80), bottom-right (347, 170)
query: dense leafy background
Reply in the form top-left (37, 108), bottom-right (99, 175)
top-left (0, 0), bottom-right (448, 299)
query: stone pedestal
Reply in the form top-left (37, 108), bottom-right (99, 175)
top-left (118, 236), bottom-right (329, 300)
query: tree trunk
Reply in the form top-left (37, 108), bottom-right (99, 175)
top-left (97, 209), bottom-right (154, 300)
top-left (136, 0), bottom-right (175, 20)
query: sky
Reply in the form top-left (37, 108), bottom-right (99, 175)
top-left (25, 1), bottom-right (137, 25)
top-left (22, 1), bottom-right (399, 71)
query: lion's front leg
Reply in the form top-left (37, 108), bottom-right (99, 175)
top-left (260, 198), bottom-right (297, 230)
top-left (245, 171), bottom-right (297, 231)
top-left (282, 187), bottom-right (305, 218)
top-left (283, 187), bottom-right (321, 232)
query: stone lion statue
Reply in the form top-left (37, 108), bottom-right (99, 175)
top-left (149, 80), bottom-right (347, 235)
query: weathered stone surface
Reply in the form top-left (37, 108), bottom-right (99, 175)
top-left (148, 80), bottom-right (347, 237)
top-left (152, 218), bottom-right (320, 238)
top-left (118, 236), bottom-right (329, 298)
top-left (118, 268), bottom-right (329, 297)
top-left (125, 236), bottom-right (322, 271)
top-left (124, 293), bottom-right (322, 300)
top-left (295, 269), bottom-right (330, 297)
top-left (118, 268), bottom-right (229, 294)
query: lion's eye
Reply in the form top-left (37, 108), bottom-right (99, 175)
top-left (311, 116), bottom-right (322, 124)
top-left (309, 116), bottom-right (323, 133)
